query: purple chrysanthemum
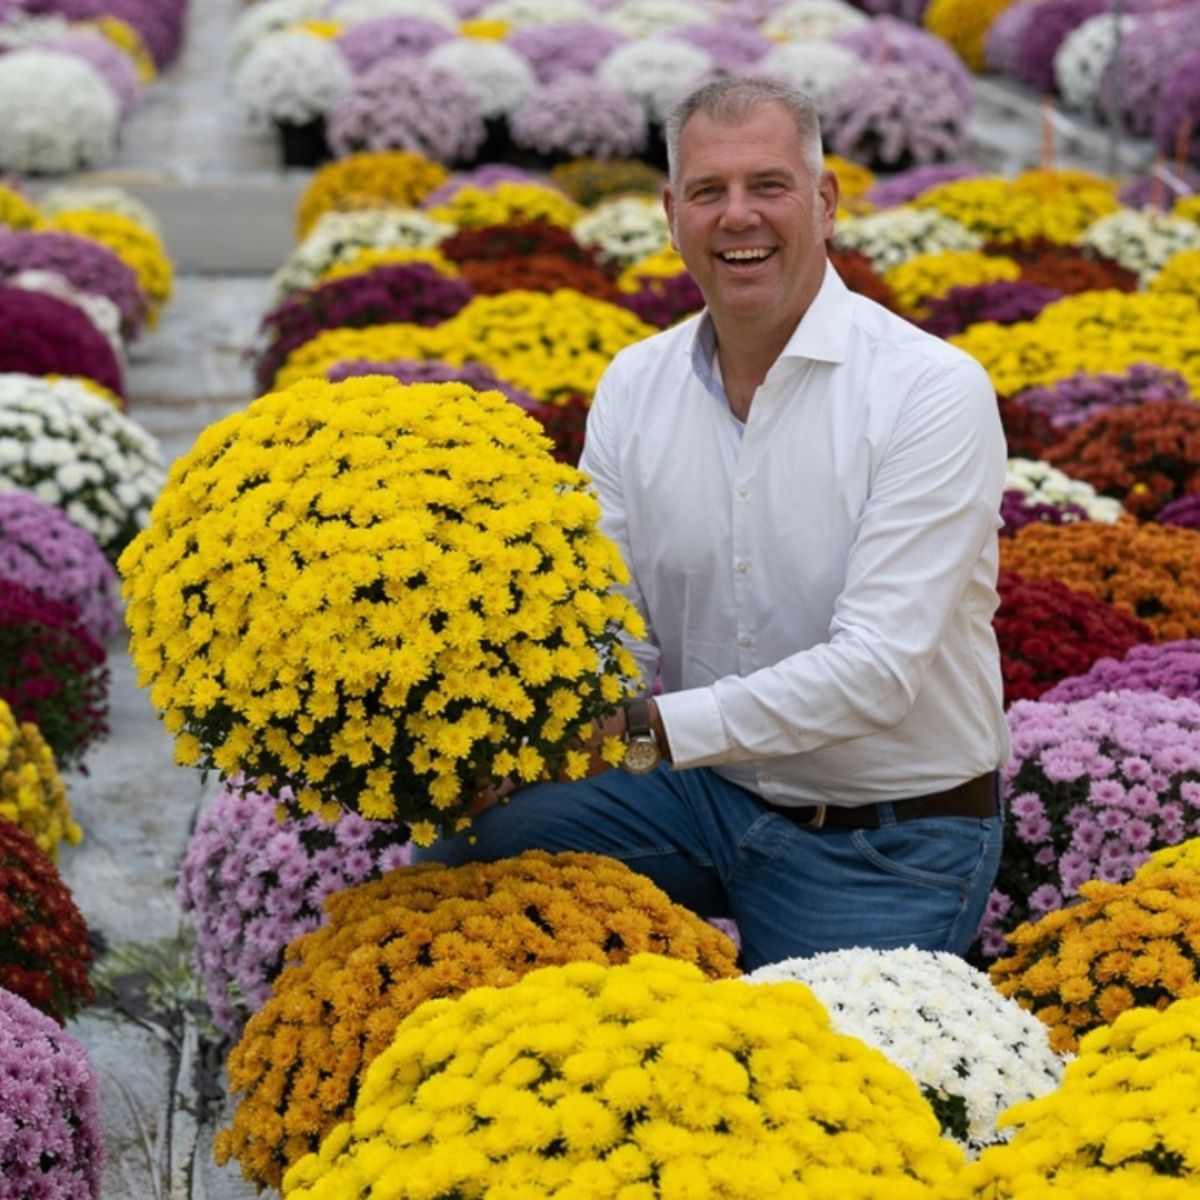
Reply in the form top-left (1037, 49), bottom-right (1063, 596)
top-left (1041, 640), bottom-right (1200, 704)
top-left (421, 164), bottom-right (537, 209)
top-left (42, 30), bottom-right (142, 117)
top-left (326, 357), bottom-right (537, 409)
top-left (837, 17), bottom-right (973, 110)
top-left (1010, 363), bottom-right (1190, 431)
top-left (510, 74), bottom-right (648, 162)
top-left (507, 21), bottom-right (628, 85)
top-left (921, 280), bottom-right (1063, 339)
top-left (1154, 47), bottom-right (1200, 163)
top-left (327, 59), bottom-right (485, 164)
top-left (1158, 494), bottom-right (1200, 529)
top-left (0, 492), bottom-right (121, 644)
top-left (1000, 489), bottom-right (1089, 538)
top-left (985, 1), bottom-right (1041, 75)
top-left (670, 22), bottom-right (772, 69)
top-left (1118, 164), bottom-right (1200, 210)
top-left (334, 15), bottom-right (453, 76)
top-left (864, 162), bottom-right (980, 209)
top-left (22, 0), bottom-right (185, 66)
top-left (1013, 0), bottom-right (1107, 94)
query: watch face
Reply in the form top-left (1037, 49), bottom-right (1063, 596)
top-left (622, 737), bottom-right (661, 774)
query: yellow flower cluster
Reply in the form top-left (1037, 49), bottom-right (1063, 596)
top-left (0, 184), bottom-right (43, 230)
top-left (550, 158), bottom-right (666, 207)
top-left (883, 250), bottom-right (1021, 316)
top-left (923, 0), bottom-right (1017, 70)
top-left (319, 245), bottom-right (460, 284)
top-left (48, 210), bottom-right (173, 325)
top-left (0, 701), bottom-right (81, 860)
top-left (294, 18), bottom-right (342, 37)
top-left (86, 15), bottom-right (156, 82)
top-left (825, 154), bottom-right (876, 214)
top-left (459, 17), bottom-right (509, 38)
top-left (990, 866), bottom-right (1200, 1054)
top-left (218, 853), bottom-right (739, 1190)
top-left (274, 290), bottom-right (655, 403)
top-left (946, 997), bottom-right (1200, 1197)
top-left (282, 953), bottom-right (963, 1199)
top-left (119, 378), bottom-right (645, 835)
top-left (426, 182), bottom-right (584, 231)
top-left (1172, 196), bottom-right (1200, 225)
top-left (294, 152), bottom-right (450, 240)
top-left (1137, 838), bottom-right (1200, 881)
top-left (913, 175), bottom-right (1118, 244)
top-left (617, 245), bottom-right (688, 292)
top-left (952, 291), bottom-right (1200, 396)
top-left (1149, 248), bottom-right (1200, 301)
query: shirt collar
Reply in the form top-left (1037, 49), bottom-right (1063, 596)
top-left (686, 260), bottom-right (854, 380)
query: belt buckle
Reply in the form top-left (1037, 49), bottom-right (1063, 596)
top-left (796, 803), bottom-right (826, 831)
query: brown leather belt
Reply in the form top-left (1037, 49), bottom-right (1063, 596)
top-left (763, 772), bottom-right (998, 831)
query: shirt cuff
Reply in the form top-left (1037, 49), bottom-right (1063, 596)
top-left (654, 686), bottom-right (731, 769)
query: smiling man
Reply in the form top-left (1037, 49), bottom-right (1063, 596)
top-left (420, 78), bottom-right (1010, 969)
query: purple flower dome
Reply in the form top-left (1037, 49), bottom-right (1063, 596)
top-left (510, 74), bottom-right (648, 162)
top-left (0, 287), bottom-right (124, 399)
top-left (838, 0), bottom-right (930, 20)
top-left (421, 164), bottom-right (538, 209)
top-left (1118, 164), bottom-right (1200, 211)
top-left (1013, 0), bottom-right (1107, 94)
top-left (1158, 494), bottom-right (1200, 530)
top-left (1012, 363), bottom-right (1191, 431)
top-left (985, 2), bottom-right (1040, 75)
top-left (23, 0), bottom-right (184, 66)
top-left (0, 229), bottom-right (146, 342)
top-left (43, 29), bottom-right (142, 117)
top-left (508, 21), bottom-right (628, 85)
top-left (327, 59), bottom-right (485, 165)
top-left (1042, 641), bottom-right (1200, 703)
top-left (670, 22), bottom-right (772, 70)
top-left (334, 15), bottom-right (453, 76)
top-left (1155, 48), bottom-right (1200, 163)
top-left (921, 280), bottom-right (1064, 339)
top-left (838, 18), bottom-right (973, 110)
top-left (326, 357), bottom-right (537, 408)
top-left (864, 162), bottom-right (980, 208)
top-left (0, 988), bottom-right (105, 1197)
top-left (0, 492), bottom-right (121, 644)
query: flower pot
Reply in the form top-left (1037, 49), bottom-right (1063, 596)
top-left (275, 117), bottom-right (331, 169)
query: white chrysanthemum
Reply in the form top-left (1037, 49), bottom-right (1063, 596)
top-left (1054, 13), bottom-right (1135, 113)
top-left (327, 0), bottom-right (456, 26)
top-left (1005, 458), bottom-right (1125, 524)
top-left (234, 29), bottom-right (351, 128)
top-left (0, 374), bottom-right (164, 557)
top-left (833, 207), bottom-right (981, 272)
top-left (760, 40), bottom-right (861, 111)
top-left (764, 0), bottom-right (868, 42)
top-left (0, 49), bottom-right (118, 174)
top-left (426, 37), bottom-right (536, 119)
top-left (268, 208), bottom-right (454, 303)
top-left (746, 948), bottom-right (1065, 1154)
top-left (572, 195), bottom-right (670, 267)
top-left (1078, 208), bottom-right (1200, 285)
top-left (39, 186), bottom-right (163, 238)
top-left (8, 271), bottom-right (125, 359)
top-left (231, 0), bottom-right (323, 65)
top-left (0, 14), bottom-right (72, 48)
top-left (598, 37), bottom-right (714, 125)
top-left (604, 0), bottom-right (702, 38)
top-left (477, 0), bottom-right (592, 27)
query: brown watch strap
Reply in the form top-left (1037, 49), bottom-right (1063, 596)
top-left (625, 697), bottom-right (652, 739)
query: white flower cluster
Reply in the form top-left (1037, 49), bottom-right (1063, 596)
top-left (325, 0), bottom-right (456, 24)
top-left (1054, 13), bottom-right (1136, 114)
top-left (231, 0), bottom-right (323, 65)
top-left (572, 196), bottom-right (670, 267)
top-left (477, 0), bottom-right (592, 27)
top-left (0, 48), bottom-right (118, 174)
top-left (1078, 208), bottom-right (1200, 285)
top-left (765, 0), bottom-right (868, 42)
top-left (833, 207), bottom-right (982, 272)
top-left (598, 37), bottom-right (714, 125)
top-left (234, 29), bottom-right (351, 128)
top-left (268, 208), bottom-right (454, 303)
top-left (747, 948), bottom-right (1065, 1153)
top-left (1006, 457), bottom-right (1125, 524)
top-left (8, 271), bottom-right (125, 359)
top-left (0, 374), bottom-right (164, 559)
top-left (760, 41), bottom-right (862, 114)
top-left (39, 186), bottom-right (163, 238)
top-left (427, 37), bottom-right (536, 119)
top-left (604, 0), bottom-right (700, 38)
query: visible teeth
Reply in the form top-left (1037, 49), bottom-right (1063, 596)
top-left (722, 249), bottom-right (771, 261)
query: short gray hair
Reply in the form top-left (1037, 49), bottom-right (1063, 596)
top-left (664, 77), bottom-right (825, 183)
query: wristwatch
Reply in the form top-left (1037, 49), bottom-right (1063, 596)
top-left (621, 698), bottom-right (662, 774)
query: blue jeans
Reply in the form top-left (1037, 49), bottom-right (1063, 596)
top-left (415, 766), bottom-right (1003, 971)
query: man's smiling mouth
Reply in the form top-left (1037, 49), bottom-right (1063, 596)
top-left (717, 248), bottom-right (777, 263)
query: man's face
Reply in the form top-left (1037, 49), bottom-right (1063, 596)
top-left (663, 103), bottom-right (839, 332)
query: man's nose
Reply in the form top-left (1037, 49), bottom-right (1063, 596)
top-left (718, 186), bottom-right (760, 229)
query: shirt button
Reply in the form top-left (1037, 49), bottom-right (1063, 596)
top-left (737, 486), bottom-right (749, 498)
top-left (739, 635), bottom-right (752, 647)
top-left (735, 560), bottom-right (749, 574)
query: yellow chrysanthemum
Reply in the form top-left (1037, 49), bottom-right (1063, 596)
top-left (460, 17), bottom-right (510, 38)
top-left (216, 855), bottom-right (739, 1190)
top-left (825, 153), bottom-right (875, 213)
top-left (84, 15), bottom-right (156, 82)
top-left (617, 245), bottom-right (687, 292)
top-left (294, 19), bottom-right (342, 38)
top-left (47, 209), bottom-right (173, 325)
top-left (0, 184), bottom-right (43, 230)
top-left (1172, 195), bottom-right (1200, 225)
top-left (1149, 248), bottom-right (1200, 302)
top-left (318, 245), bottom-right (460, 283)
top-left (426, 181), bottom-right (583, 231)
top-left (0, 701), bottom-right (81, 859)
top-left (295, 152), bottom-right (450, 240)
top-left (923, 0), bottom-right (1017, 70)
top-left (883, 249), bottom-right (1021, 316)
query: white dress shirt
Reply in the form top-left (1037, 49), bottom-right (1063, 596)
top-left (579, 263), bottom-right (1010, 807)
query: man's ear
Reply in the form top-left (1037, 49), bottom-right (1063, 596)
top-left (663, 183), bottom-right (679, 252)
top-left (818, 168), bottom-right (839, 240)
